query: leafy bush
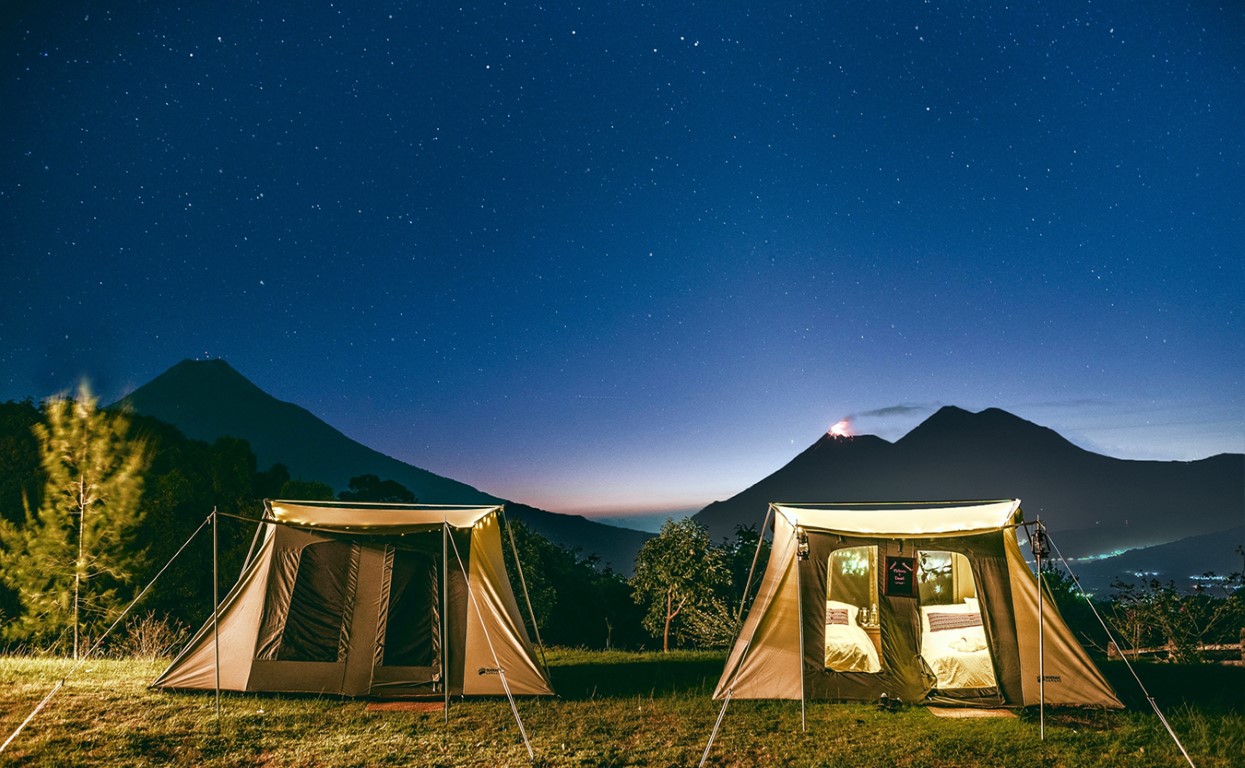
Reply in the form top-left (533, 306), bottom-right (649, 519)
top-left (1106, 573), bottom-right (1245, 663)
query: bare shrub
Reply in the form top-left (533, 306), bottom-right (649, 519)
top-left (114, 611), bottom-right (189, 660)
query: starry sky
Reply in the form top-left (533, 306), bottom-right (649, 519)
top-left (2, 1), bottom-right (1241, 530)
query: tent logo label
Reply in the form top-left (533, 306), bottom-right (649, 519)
top-left (478, 667), bottom-right (501, 676)
top-left (1038, 675), bottom-right (1063, 684)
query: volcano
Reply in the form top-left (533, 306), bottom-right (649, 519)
top-left (693, 406), bottom-right (1244, 565)
top-left (118, 359), bottom-right (651, 572)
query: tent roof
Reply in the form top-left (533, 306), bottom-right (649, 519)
top-left (267, 500), bottom-right (502, 531)
top-left (772, 499), bottom-right (1021, 537)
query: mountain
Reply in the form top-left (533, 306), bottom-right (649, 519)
top-left (118, 359), bottom-right (650, 572)
top-left (1070, 525), bottom-right (1245, 594)
top-left (694, 406), bottom-right (1244, 564)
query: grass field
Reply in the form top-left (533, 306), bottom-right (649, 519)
top-left (1, 650), bottom-right (1242, 767)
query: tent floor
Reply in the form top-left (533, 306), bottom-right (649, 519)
top-left (927, 707), bottom-right (1017, 719)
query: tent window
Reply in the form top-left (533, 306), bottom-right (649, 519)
top-left (380, 550), bottom-right (440, 668)
top-left (276, 541), bottom-right (356, 663)
top-left (824, 546), bottom-right (882, 673)
top-left (918, 550), bottom-right (997, 690)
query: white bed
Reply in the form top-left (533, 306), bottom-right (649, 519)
top-left (824, 600), bottom-right (881, 673)
top-left (919, 600), bottom-right (996, 689)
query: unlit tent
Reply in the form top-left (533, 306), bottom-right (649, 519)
top-left (155, 500), bottom-right (552, 700)
top-left (1, 501), bottom-right (551, 759)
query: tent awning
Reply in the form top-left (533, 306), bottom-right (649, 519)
top-left (772, 499), bottom-right (1021, 537)
top-left (268, 500), bottom-right (502, 532)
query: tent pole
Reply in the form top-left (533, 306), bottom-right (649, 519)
top-left (736, 504), bottom-right (774, 622)
top-left (698, 690), bottom-right (734, 768)
top-left (698, 516), bottom-right (797, 766)
top-left (238, 503), bottom-right (269, 573)
top-left (1035, 518), bottom-right (1045, 741)
top-left (501, 508), bottom-right (549, 672)
top-left (213, 506), bottom-right (221, 733)
top-left (796, 525), bottom-right (806, 733)
top-left (447, 528), bottom-right (535, 762)
top-left (442, 521), bottom-right (450, 724)
top-left (1045, 531), bottom-right (1198, 768)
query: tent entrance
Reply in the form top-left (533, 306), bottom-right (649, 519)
top-left (379, 548), bottom-right (440, 668)
top-left (248, 532), bottom-right (461, 696)
top-left (798, 531), bottom-right (1019, 705)
top-left (369, 543), bottom-right (448, 695)
top-left (917, 550), bottom-right (1000, 695)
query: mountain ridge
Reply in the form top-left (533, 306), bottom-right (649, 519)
top-left (118, 359), bottom-right (651, 572)
top-left (694, 407), bottom-right (1244, 563)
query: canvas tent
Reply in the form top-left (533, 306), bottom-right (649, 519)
top-left (154, 500), bottom-right (552, 699)
top-left (714, 500), bottom-right (1121, 709)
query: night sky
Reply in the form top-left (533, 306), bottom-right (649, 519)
top-left (2, 2), bottom-right (1241, 528)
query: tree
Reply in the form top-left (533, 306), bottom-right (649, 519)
top-left (503, 518), bottom-right (645, 649)
top-left (630, 518), bottom-right (728, 652)
top-left (1037, 563), bottom-right (1101, 652)
top-left (0, 384), bottom-right (149, 655)
top-left (0, 399), bottom-right (44, 527)
top-left (0, 399), bottom-right (44, 629)
top-left (679, 525), bottom-right (774, 649)
top-left (278, 479), bottom-right (336, 500)
top-left (723, 524), bottom-right (771, 619)
top-left (337, 474), bottom-right (416, 503)
top-left (1105, 573), bottom-right (1245, 663)
top-left (130, 418), bottom-right (267, 632)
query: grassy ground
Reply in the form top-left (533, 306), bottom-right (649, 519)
top-left (0, 651), bottom-right (1241, 767)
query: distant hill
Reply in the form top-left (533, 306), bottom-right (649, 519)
top-left (694, 406), bottom-right (1244, 565)
top-left (118, 359), bottom-right (650, 572)
top-left (1070, 526), bottom-right (1245, 594)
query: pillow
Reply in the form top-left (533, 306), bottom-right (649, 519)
top-left (963, 597), bottom-right (979, 610)
top-left (926, 611), bottom-right (983, 632)
top-left (826, 600), bottom-right (859, 626)
top-left (825, 607), bottom-right (849, 625)
top-left (920, 601), bottom-right (975, 631)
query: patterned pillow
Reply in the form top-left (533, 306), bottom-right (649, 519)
top-left (926, 611), bottom-right (983, 632)
top-left (825, 607), bottom-right (850, 625)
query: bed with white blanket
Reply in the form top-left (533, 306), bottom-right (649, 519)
top-left (919, 600), bottom-right (996, 689)
top-left (824, 600), bottom-right (881, 673)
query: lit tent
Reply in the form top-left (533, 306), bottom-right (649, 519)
top-left (153, 500), bottom-right (552, 699)
top-left (713, 500), bottom-right (1121, 709)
